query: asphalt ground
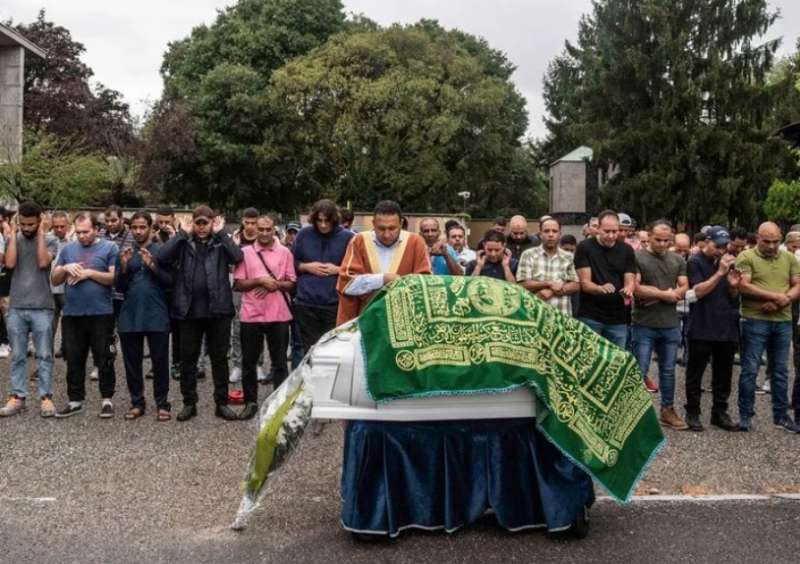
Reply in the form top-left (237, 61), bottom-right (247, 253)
top-left (1, 351), bottom-right (799, 563)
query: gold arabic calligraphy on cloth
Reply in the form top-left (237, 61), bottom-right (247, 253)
top-left (385, 275), bottom-right (652, 467)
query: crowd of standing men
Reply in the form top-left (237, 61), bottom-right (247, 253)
top-left (0, 199), bottom-right (798, 433)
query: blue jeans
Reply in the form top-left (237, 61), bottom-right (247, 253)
top-left (7, 308), bottom-right (54, 398)
top-left (739, 319), bottom-right (792, 421)
top-left (577, 318), bottom-right (628, 349)
top-left (632, 325), bottom-right (681, 408)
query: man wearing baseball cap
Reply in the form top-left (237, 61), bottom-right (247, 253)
top-left (158, 205), bottom-right (244, 422)
top-left (684, 226), bottom-right (740, 431)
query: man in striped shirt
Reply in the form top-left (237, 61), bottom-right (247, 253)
top-left (516, 217), bottom-right (579, 316)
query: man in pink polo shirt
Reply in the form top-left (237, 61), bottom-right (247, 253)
top-left (233, 214), bottom-right (296, 420)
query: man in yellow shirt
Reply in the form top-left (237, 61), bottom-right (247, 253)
top-left (735, 222), bottom-right (800, 433)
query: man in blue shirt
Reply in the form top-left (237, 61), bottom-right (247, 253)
top-left (51, 213), bottom-right (119, 418)
top-left (115, 211), bottom-right (173, 421)
top-left (293, 199), bottom-right (354, 351)
top-left (419, 218), bottom-right (462, 276)
top-left (465, 230), bottom-right (518, 282)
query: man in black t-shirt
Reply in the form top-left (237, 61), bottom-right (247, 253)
top-left (684, 226), bottom-right (740, 432)
top-left (573, 210), bottom-right (636, 348)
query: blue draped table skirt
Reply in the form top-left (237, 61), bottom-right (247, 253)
top-left (340, 418), bottom-right (595, 537)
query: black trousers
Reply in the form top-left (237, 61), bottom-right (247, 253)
top-left (241, 321), bottom-right (290, 404)
top-left (63, 315), bottom-right (116, 402)
top-left (179, 317), bottom-right (231, 407)
top-left (294, 304), bottom-right (337, 352)
top-left (684, 339), bottom-right (736, 416)
top-left (121, 331), bottom-right (170, 411)
top-left (170, 318), bottom-right (181, 368)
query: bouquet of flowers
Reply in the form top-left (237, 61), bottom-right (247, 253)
top-left (231, 363), bottom-right (314, 531)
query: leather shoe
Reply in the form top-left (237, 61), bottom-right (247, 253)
top-left (176, 405), bottom-right (197, 422)
top-left (685, 413), bottom-right (704, 432)
top-left (710, 411), bottom-right (737, 431)
top-left (239, 403), bottom-right (258, 420)
top-left (215, 404), bottom-right (238, 421)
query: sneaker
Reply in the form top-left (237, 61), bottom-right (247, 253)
top-left (145, 371), bottom-right (154, 380)
top-left (230, 367), bottom-right (242, 383)
top-left (644, 377), bottom-right (659, 393)
top-left (90, 367), bottom-right (99, 381)
top-left (759, 380), bottom-right (771, 394)
top-left (257, 366), bottom-right (268, 383)
top-left (40, 397), bottom-right (55, 418)
top-left (0, 344), bottom-right (10, 358)
top-left (55, 403), bottom-right (83, 418)
top-left (710, 412), bottom-right (737, 431)
top-left (660, 406), bottom-right (689, 430)
top-left (685, 413), bottom-right (704, 432)
top-left (99, 401), bottom-right (114, 419)
top-left (737, 417), bottom-right (753, 432)
top-left (0, 395), bottom-right (26, 417)
top-left (773, 417), bottom-right (800, 433)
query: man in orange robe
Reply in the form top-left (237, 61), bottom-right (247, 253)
top-left (336, 201), bottom-right (431, 325)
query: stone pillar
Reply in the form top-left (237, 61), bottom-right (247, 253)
top-left (0, 46), bottom-right (25, 165)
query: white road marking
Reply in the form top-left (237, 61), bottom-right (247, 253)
top-left (4, 497), bottom-right (57, 503)
top-left (597, 494), bottom-right (800, 503)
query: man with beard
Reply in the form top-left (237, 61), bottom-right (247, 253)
top-left (0, 203), bottom-right (59, 417)
top-left (116, 211), bottom-right (173, 421)
top-left (517, 217), bottom-right (579, 316)
top-left (158, 205), bottom-right (244, 422)
top-left (506, 215), bottom-right (537, 261)
top-left (229, 208), bottom-right (260, 384)
top-left (234, 215), bottom-right (297, 419)
top-left (293, 200), bottom-right (354, 351)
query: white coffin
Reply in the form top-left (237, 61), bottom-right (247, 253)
top-left (307, 323), bottom-right (537, 422)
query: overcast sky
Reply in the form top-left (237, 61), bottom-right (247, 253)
top-left (6, 0), bottom-right (800, 139)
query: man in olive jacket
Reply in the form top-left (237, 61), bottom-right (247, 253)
top-left (158, 205), bottom-right (244, 422)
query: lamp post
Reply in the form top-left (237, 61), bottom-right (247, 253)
top-left (457, 191), bottom-right (471, 215)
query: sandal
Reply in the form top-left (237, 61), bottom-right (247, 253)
top-left (156, 409), bottom-right (171, 422)
top-left (124, 407), bottom-right (145, 420)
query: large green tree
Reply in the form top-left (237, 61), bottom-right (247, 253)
top-left (542, 0), bottom-right (795, 229)
top-left (254, 22), bottom-right (537, 216)
top-left (139, 0), bottom-right (348, 209)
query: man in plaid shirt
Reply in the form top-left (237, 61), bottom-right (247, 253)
top-left (517, 218), bottom-right (579, 316)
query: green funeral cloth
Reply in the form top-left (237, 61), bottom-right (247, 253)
top-left (357, 274), bottom-right (665, 502)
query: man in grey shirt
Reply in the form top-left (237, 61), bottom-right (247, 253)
top-left (0, 202), bottom-right (59, 417)
top-left (632, 220), bottom-right (689, 430)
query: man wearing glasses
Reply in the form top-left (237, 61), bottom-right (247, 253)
top-left (158, 205), bottom-right (244, 422)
